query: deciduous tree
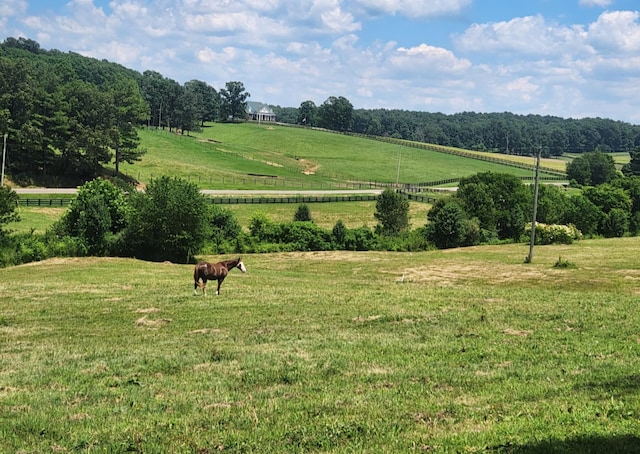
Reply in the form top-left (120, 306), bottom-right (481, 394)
top-left (219, 81), bottom-right (250, 121)
top-left (124, 176), bottom-right (210, 263)
top-left (374, 188), bottom-right (409, 235)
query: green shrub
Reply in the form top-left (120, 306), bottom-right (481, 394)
top-left (55, 178), bottom-right (129, 255)
top-left (123, 176), bottom-right (210, 263)
top-left (554, 256), bottom-right (577, 269)
top-left (294, 204), bottom-right (313, 222)
top-left (344, 225), bottom-right (376, 251)
top-left (374, 188), bottom-right (409, 235)
top-left (278, 222), bottom-right (333, 251)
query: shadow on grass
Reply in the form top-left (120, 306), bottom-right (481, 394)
top-left (489, 435), bottom-right (640, 453)
top-left (576, 373), bottom-right (640, 396)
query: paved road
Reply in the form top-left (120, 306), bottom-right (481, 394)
top-left (14, 188), bottom-right (385, 196)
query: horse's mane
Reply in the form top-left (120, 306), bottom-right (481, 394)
top-left (222, 258), bottom-right (241, 268)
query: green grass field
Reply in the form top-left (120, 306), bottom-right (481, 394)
top-left (1, 238), bottom-right (640, 452)
top-left (109, 124), bottom-right (562, 189)
top-left (7, 200), bottom-right (432, 234)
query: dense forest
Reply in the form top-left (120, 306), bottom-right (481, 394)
top-left (273, 106), bottom-right (640, 158)
top-left (3, 37), bottom-right (640, 186)
top-left (0, 37), bottom-right (238, 186)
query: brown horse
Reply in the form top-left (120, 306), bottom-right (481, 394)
top-left (193, 258), bottom-right (246, 296)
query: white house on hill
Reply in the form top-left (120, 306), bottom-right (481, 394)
top-left (246, 101), bottom-right (276, 122)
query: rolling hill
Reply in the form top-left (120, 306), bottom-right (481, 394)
top-left (110, 123), bottom-right (566, 190)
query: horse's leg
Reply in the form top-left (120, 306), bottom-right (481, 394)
top-left (194, 277), bottom-right (206, 296)
top-left (216, 277), bottom-right (225, 295)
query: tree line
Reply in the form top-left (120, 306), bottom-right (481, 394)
top-left (274, 104), bottom-right (640, 157)
top-left (0, 37), bottom-right (250, 185)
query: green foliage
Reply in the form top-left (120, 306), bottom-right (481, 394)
top-left (563, 194), bottom-right (602, 236)
top-left (332, 220), bottom-right (348, 248)
top-left (123, 176), bottom-right (210, 263)
top-left (249, 211), bottom-right (279, 242)
top-left (317, 96), bottom-right (353, 132)
top-left (426, 198), bottom-right (466, 249)
top-left (601, 208), bottom-right (629, 238)
top-left (554, 256), bottom-right (577, 269)
top-left (293, 204), bottom-right (313, 222)
top-left (535, 184), bottom-right (569, 225)
top-left (0, 230), bottom-right (87, 268)
top-left (347, 110), bottom-right (640, 156)
top-left (219, 81), bottom-right (250, 121)
top-left (566, 151), bottom-right (618, 186)
top-left (209, 204), bottom-right (242, 252)
top-left (55, 178), bottom-right (129, 255)
top-left (342, 225), bottom-right (376, 251)
top-left (279, 222), bottom-right (333, 251)
top-left (297, 100), bottom-right (317, 126)
top-left (621, 146), bottom-right (640, 177)
top-left (0, 186), bottom-right (20, 234)
top-left (457, 172), bottom-right (531, 241)
top-left (0, 41), bottom-right (147, 183)
top-left (374, 188), bottom-right (409, 235)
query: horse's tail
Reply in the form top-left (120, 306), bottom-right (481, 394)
top-left (194, 265), bottom-right (202, 289)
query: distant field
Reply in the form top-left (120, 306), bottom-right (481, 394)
top-left (225, 199), bottom-right (432, 230)
top-left (9, 206), bottom-right (66, 234)
top-left (2, 238), bottom-right (640, 452)
top-left (111, 124), bottom-right (562, 189)
top-left (8, 200), bottom-right (432, 234)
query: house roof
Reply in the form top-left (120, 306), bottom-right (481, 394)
top-left (246, 101), bottom-right (275, 115)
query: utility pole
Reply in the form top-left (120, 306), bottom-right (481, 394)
top-left (525, 146), bottom-right (542, 263)
top-left (396, 146), bottom-right (401, 186)
top-left (1, 133), bottom-right (7, 186)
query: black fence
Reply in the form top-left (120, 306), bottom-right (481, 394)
top-left (209, 195), bottom-right (380, 204)
top-left (18, 198), bottom-right (72, 207)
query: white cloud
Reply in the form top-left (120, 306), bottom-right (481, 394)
top-left (3, 0), bottom-right (640, 123)
top-left (454, 15), bottom-right (591, 56)
top-left (0, 0), bottom-right (27, 18)
top-left (393, 44), bottom-right (471, 73)
top-left (588, 10), bottom-right (640, 52)
top-left (505, 76), bottom-right (539, 102)
top-left (321, 6), bottom-right (360, 33)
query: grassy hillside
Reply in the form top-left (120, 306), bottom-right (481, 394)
top-left (111, 123), bottom-right (562, 189)
top-left (1, 238), bottom-right (639, 451)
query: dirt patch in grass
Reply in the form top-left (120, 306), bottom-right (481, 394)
top-left (135, 316), bottom-right (172, 328)
top-left (503, 328), bottom-right (533, 337)
top-left (404, 261), bottom-right (552, 287)
top-left (299, 158), bottom-right (320, 175)
top-left (189, 328), bottom-right (223, 335)
top-left (135, 307), bottom-right (162, 314)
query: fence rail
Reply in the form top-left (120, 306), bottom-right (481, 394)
top-left (18, 198), bottom-right (72, 207)
top-left (209, 195), bottom-right (381, 204)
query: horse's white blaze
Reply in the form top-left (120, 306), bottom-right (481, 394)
top-left (239, 261), bottom-right (247, 273)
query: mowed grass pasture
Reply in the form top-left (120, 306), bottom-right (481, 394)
top-left (5, 123), bottom-right (637, 452)
top-left (111, 123), bottom-right (564, 188)
top-left (2, 239), bottom-right (640, 452)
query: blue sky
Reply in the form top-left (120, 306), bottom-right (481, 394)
top-left (2, 0), bottom-right (640, 123)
